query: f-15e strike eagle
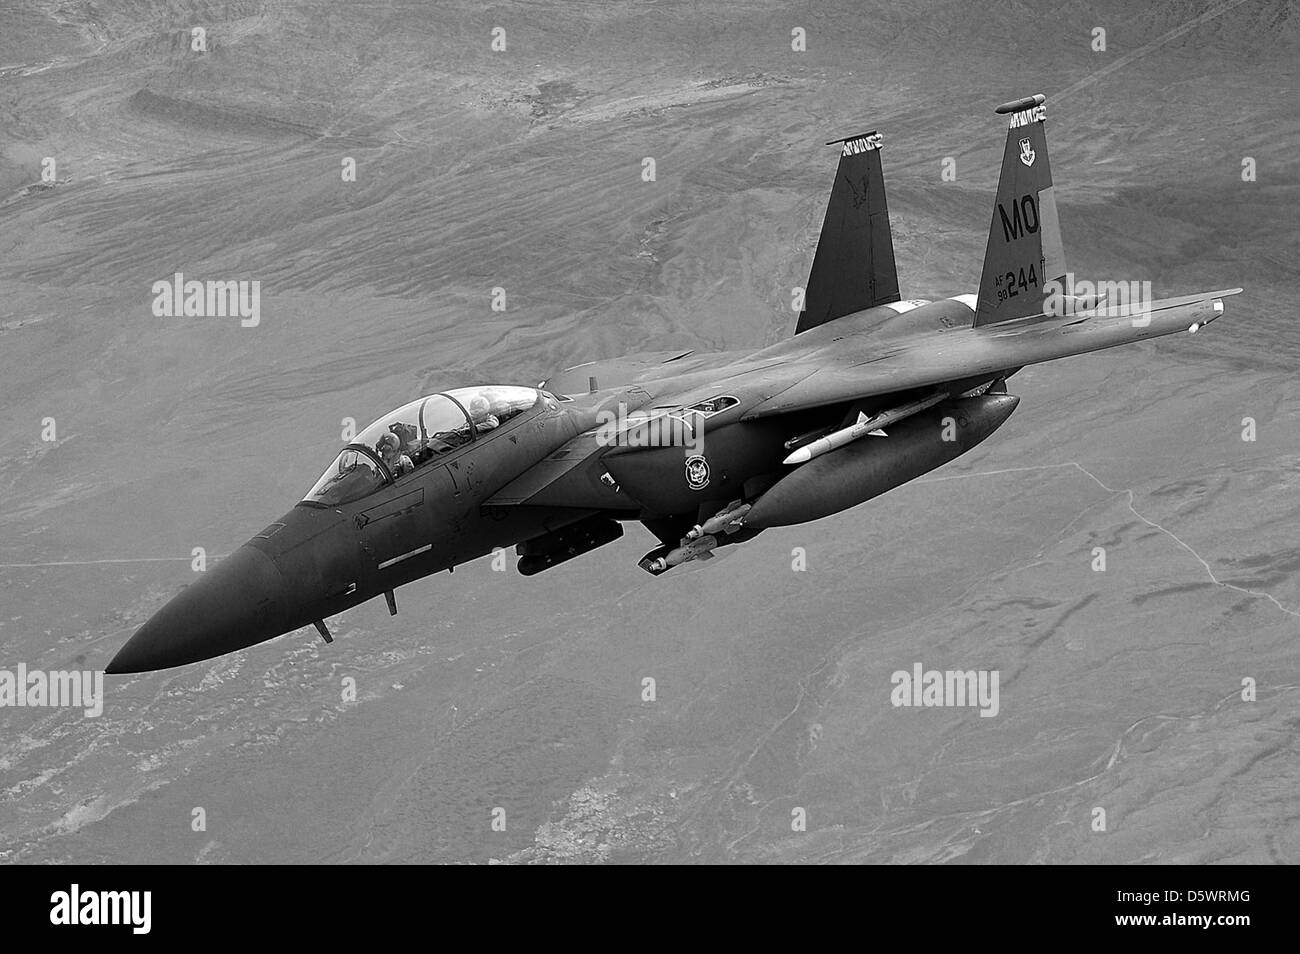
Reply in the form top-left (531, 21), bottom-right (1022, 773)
top-left (107, 94), bottom-right (1241, 674)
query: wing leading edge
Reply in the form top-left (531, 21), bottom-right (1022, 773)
top-left (745, 288), bottom-right (1241, 419)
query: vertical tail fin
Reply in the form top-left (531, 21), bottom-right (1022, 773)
top-left (974, 94), bottom-right (1067, 327)
top-left (795, 131), bottom-right (901, 334)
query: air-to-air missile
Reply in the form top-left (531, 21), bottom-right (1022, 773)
top-left (782, 391), bottom-right (951, 464)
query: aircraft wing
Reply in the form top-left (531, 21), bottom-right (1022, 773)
top-left (742, 288), bottom-right (1240, 418)
top-left (489, 288), bottom-right (1238, 510)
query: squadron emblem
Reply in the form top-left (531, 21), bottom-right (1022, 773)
top-left (1018, 137), bottom-right (1036, 167)
top-left (684, 455), bottom-right (711, 491)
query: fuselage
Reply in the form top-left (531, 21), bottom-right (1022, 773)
top-left (105, 282), bottom-right (1231, 674)
top-left (106, 387), bottom-right (608, 672)
top-left (104, 295), bottom-right (1005, 672)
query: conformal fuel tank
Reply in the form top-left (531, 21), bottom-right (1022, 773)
top-left (743, 393), bottom-right (1019, 528)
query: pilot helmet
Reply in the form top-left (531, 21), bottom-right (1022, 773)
top-left (375, 433), bottom-right (399, 454)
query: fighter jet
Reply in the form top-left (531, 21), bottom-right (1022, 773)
top-left (106, 94), bottom-right (1241, 674)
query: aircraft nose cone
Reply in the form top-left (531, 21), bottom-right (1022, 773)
top-left (106, 545), bottom-right (289, 674)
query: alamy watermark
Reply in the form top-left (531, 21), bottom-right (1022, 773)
top-left (1044, 272), bottom-right (1153, 327)
top-left (151, 271), bottom-right (261, 327)
top-left (0, 664), bottom-right (104, 717)
top-left (594, 403), bottom-right (705, 457)
top-left (890, 662), bottom-right (1000, 718)
top-left (50, 885), bottom-right (151, 934)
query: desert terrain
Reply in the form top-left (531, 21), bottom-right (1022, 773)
top-left (1, 0), bottom-right (1297, 863)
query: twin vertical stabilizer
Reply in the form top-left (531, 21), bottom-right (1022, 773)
top-left (799, 94), bottom-right (1068, 334)
top-left (795, 131), bottom-right (901, 334)
top-left (974, 94), bottom-right (1067, 326)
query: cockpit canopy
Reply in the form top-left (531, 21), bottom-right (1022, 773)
top-left (303, 385), bottom-right (541, 506)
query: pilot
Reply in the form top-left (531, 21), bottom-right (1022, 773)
top-left (389, 421), bottom-right (418, 451)
top-left (389, 421), bottom-right (427, 464)
top-left (375, 433), bottom-right (413, 477)
top-left (467, 395), bottom-right (500, 433)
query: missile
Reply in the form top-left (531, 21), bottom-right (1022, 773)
top-left (685, 501), bottom-right (752, 541)
top-left (648, 534), bottom-right (719, 572)
top-left (781, 413), bottom-right (882, 465)
top-left (782, 391), bottom-right (949, 465)
top-left (783, 424), bottom-right (835, 450)
top-left (746, 394), bottom-right (1020, 528)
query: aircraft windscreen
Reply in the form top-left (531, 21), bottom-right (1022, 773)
top-left (301, 387), bottom-right (540, 506)
top-left (303, 448), bottom-right (385, 506)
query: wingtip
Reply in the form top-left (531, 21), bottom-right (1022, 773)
top-left (994, 93), bottom-right (1046, 115)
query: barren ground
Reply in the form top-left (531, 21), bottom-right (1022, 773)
top-left (1, 0), bottom-right (1297, 863)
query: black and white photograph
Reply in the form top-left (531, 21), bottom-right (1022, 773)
top-left (0, 0), bottom-right (1295, 897)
